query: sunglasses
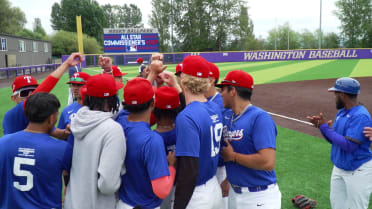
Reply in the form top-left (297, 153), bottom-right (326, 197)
top-left (13, 88), bottom-right (36, 98)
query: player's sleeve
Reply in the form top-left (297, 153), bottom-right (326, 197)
top-left (345, 114), bottom-right (371, 143)
top-left (319, 124), bottom-right (358, 152)
top-left (57, 111), bottom-right (66, 129)
top-left (252, 112), bottom-right (277, 151)
top-left (144, 133), bottom-right (170, 180)
top-left (175, 113), bottom-right (200, 157)
top-left (62, 143), bottom-right (73, 173)
top-left (97, 125), bottom-right (126, 194)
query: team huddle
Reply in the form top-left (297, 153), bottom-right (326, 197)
top-left (0, 52), bottom-right (372, 209)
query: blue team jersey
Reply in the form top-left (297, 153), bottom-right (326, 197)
top-left (0, 131), bottom-right (72, 209)
top-left (331, 105), bottom-right (372, 171)
top-left (57, 102), bottom-right (82, 146)
top-left (175, 101), bottom-right (223, 186)
top-left (155, 129), bottom-right (176, 153)
top-left (3, 101), bottom-right (28, 135)
top-left (223, 106), bottom-right (277, 187)
top-left (116, 115), bottom-right (170, 209)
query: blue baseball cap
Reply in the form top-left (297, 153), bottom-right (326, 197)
top-left (328, 77), bottom-right (360, 95)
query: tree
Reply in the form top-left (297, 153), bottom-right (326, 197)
top-left (149, 0), bottom-right (171, 52)
top-left (229, 4), bottom-right (255, 50)
top-left (335, 0), bottom-right (372, 47)
top-left (50, 30), bottom-right (102, 57)
top-left (16, 28), bottom-right (45, 40)
top-left (0, 0), bottom-right (27, 35)
top-left (33, 18), bottom-right (46, 37)
top-left (299, 29), bottom-right (317, 49)
top-left (102, 4), bottom-right (121, 28)
top-left (266, 23), bottom-right (300, 50)
top-left (51, 0), bottom-right (106, 43)
top-left (323, 32), bottom-right (340, 49)
top-left (118, 4), bottom-right (143, 28)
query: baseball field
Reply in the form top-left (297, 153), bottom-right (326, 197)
top-left (1, 58), bottom-right (372, 208)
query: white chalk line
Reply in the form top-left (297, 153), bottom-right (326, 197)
top-left (268, 112), bottom-right (314, 126)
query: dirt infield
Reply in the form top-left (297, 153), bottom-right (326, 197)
top-left (253, 77), bottom-right (372, 138)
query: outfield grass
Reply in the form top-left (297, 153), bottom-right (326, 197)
top-left (2, 59), bottom-right (372, 208)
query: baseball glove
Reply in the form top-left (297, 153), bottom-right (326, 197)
top-left (291, 194), bottom-right (317, 209)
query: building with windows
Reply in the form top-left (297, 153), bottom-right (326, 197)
top-left (0, 34), bottom-right (52, 68)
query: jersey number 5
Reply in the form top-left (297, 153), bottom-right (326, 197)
top-left (13, 157), bottom-right (35, 191)
top-left (210, 123), bottom-right (223, 157)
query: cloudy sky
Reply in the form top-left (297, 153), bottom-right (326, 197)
top-left (10, 0), bottom-right (340, 38)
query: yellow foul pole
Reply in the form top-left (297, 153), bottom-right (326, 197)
top-left (76, 16), bottom-right (84, 54)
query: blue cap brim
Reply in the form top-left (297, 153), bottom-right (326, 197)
top-left (328, 87), bottom-right (339, 92)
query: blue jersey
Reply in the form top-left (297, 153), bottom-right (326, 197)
top-left (116, 115), bottom-right (170, 208)
top-left (0, 131), bottom-right (72, 209)
top-left (175, 101), bottom-right (223, 186)
top-left (3, 101), bottom-right (28, 135)
top-left (223, 106), bottom-right (277, 187)
top-left (155, 129), bottom-right (176, 153)
top-left (331, 105), bottom-right (372, 170)
top-left (57, 102), bottom-right (82, 146)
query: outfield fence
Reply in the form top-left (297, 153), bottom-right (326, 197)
top-left (0, 64), bottom-right (60, 79)
top-left (62, 48), bottom-right (372, 68)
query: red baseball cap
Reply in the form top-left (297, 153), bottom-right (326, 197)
top-left (216, 70), bottom-right (254, 89)
top-left (175, 63), bottom-right (183, 75)
top-left (181, 55), bottom-right (210, 78)
top-left (208, 62), bottom-right (219, 81)
top-left (80, 85), bottom-right (87, 102)
top-left (112, 65), bottom-right (128, 77)
top-left (155, 86), bottom-right (180, 109)
top-left (124, 77), bottom-right (154, 105)
top-left (86, 74), bottom-right (123, 98)
top-left (67, 72), bottom-right (90, 85)
top-left (136, 57), bottom-right (143, 63)
top-left (12, 75), bottom-right (38, 93)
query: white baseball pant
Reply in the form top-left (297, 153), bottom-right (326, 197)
top-left (116, 200), bottom-right (160, 209)
top-left (330, 159), bottom-right (372, 209)
top-left (228, 183), bottom-right (281, 209)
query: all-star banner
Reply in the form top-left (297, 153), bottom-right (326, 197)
top-left (103, 28), bottom-right (159, 53)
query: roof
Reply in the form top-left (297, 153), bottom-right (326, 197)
top-left (0, 33), bottom-right (50, 43)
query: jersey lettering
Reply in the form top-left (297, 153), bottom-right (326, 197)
top-left (13, 157), bottom-right (35, 191)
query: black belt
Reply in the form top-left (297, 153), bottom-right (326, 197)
top-left (231, 184), bottom-right (274, 194)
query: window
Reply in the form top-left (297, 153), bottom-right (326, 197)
top-left (19, 40), bottom-right (25, 52)
top-left (44, 43), bottom-right (48, 53)
top-left (33, 41), bottom-right (38, 52)
top-left (1, 38), bottom-right (7, 51)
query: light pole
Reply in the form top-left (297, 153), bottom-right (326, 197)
top-left (319, 0), bottom-right (322, 49)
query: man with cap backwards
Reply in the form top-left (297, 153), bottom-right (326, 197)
top-left (115, 78), bottom-right (176, 209)
top-left (64, 74), bottom-right (126, 209)
top-left (173, 55), bottom-right (223, 209)
top-left (0, 92), bottom-right (72, 209)
top-left (217, 70), bottom-right (281, 209)
top-left (307, 77), bottom-right (372, 209)
top-left (2, 53), bottom-right (85, 137)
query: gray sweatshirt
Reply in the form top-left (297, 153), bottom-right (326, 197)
top-left (64, 106), bottom-right (126, 209)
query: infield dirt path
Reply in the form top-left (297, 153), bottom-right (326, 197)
top-left (253, 77), bottom-right (372, 138)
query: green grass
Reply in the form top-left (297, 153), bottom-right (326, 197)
top-left (2, 59), bottom-right (372, 208)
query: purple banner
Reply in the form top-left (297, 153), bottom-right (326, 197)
top-left (186, 49), bottom-right (372, 63)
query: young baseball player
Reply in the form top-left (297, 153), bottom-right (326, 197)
top-left (112, 65), bottom-right (128, 83)
top-left (174, 55), bottom-right (223, 209)
top-left (307, 77), bottom-right (372, 209)
top-left (217, 70), bottom-right (281, 209)
top-left (0, 92), bottom-right (72, 209)
top-left (64, 74), bottom-right (126, 209)
top-left (2, 53), bottom-right (85, 137)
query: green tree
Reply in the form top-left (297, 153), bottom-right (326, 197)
top-left (323, 32), bottom-right (340, 48)
top-left (229, 4), bottom-right (255, 50)
top-left (0, 0), bottom-right (26, 35)
top-left (299, 29), bottom-right (317, 49)
top-left (266, 23), bottom-right (299, 50)
top-left (335, 0), bottom-right (372, 47)
top-left (33, 18), bottom-right (47, 37)
top-left (15, 28), bottom-right (45, 40)
top-left (50, 30), bottom-right (102, 57)
top-left (102, 4), bottom-right (121, 28)
top-left (51, 0), bottom-right (106, 43)
top-left (149, 0), bottom-right (171, 52)
top-left (118, 4), bottom-right (143, 28)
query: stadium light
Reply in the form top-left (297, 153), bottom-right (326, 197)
top-left (319, 0), bottom-right (322, 49)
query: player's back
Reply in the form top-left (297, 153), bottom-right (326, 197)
top-left (176, 101), bottom-right (223, 185)
top-left (2, 101), bottom-right (28, 135)
top-left (0, 131), bottom-right (72, 209)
